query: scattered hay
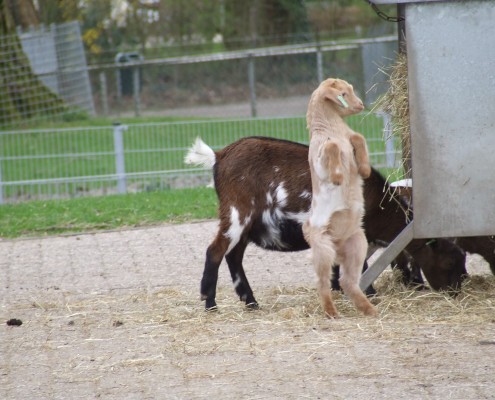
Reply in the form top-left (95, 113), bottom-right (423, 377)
top-left (373, 271), bottom-right (495, 326)
top-left (10, 272), bottom-right (495, 334)
top-left (4, 274), bottom-right (494, 387)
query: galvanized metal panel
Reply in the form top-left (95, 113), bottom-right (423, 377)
top-left (406, 0), bottom-right (495, 237)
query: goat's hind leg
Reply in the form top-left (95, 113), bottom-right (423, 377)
top-left (201, 232), bottom-right (230, 310)
top-left (304, 224), bottom-right (339, 318)
top-left (338, 230), bottom-right (378, 316)
top-left (225, 239), bottom-right (259, 309)
top-left (350, 133), bottom-right (371, 178)
top-left (333, 261), bottom-right (376, 296)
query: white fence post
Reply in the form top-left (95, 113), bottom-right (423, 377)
top-left (113, 123), bottom-right (128, 194)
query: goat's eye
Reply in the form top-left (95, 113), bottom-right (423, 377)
top-left (341, 93), bottom-right (346, 97)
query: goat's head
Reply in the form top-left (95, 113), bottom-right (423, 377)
top-left (410, 238), bottom-right (467, 293)
top-left (308, 78), bottom-right (364, 122)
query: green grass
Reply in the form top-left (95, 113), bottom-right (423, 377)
top-left (0, 187), bottom-right (218, 239)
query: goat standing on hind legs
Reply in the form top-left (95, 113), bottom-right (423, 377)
top-left (303, 78), bottom-right (378, 318)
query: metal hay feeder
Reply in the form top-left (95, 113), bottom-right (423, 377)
top-left (361, 0), bottom-right (495, 289)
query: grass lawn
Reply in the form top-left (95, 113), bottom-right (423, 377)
top-left (0, 187), bottom-right (218, 239)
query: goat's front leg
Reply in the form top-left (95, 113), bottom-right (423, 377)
top-left (318, 140), bottom-right (343, 185)
top-left (225, 240), bottom-right (259, 309)
top-left (350, 133), bottom-right (371, 178)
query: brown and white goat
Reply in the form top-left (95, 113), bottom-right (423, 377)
top-left (185, 136), bottom-right (467, 312)
top-left (303, 78), bottom-right (376, 317)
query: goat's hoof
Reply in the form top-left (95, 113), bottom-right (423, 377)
top-left (204, 298), bottom-right (218, 311)
top-left (325, 311), bottom-right (339, 319)
top-left (246, 302), bottom-right (260, 310)
top-left (364, 285), bottom-right (377, 297)
top-left (205, 305), bottom-right (219, 312)
top-left (364, 307), bottom-right (378, 317)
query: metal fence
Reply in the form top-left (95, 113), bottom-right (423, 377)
top-left (91, 36), bottom-right (398, 118)
top-left (1, 27), bottom-right (397, 128)
top-left (0, 114), bottom-right (398, 204)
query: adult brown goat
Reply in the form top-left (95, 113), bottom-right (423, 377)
top-left (185, 136), bottom-right (467, 310)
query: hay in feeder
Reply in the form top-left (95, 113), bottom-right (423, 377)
top-left (373, 53), bottom-right (411, 181)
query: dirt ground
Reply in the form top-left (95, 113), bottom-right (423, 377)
top-left (1, 220), bottom-right (494, 400)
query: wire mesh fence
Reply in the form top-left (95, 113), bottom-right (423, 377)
top-left (0, 114), bottom-right (399, 204)
top-left (0, 24), bottom-right (396, 128)
top-left (0, 22), bottom-right (94, 129)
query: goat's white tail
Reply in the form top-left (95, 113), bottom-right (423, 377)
top-left (184, 137), bottom-right (216, 169)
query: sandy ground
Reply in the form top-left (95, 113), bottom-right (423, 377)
top-left (1, 221), bottom-right (494, 399)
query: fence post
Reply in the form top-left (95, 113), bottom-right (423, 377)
top-left (99, 71), bottom-right (109, 116)
top-left (381, 112), bottom-right (396, 168)
top-left (316, 47), bottom-right (323, 82)
top-left (133, 67), bottom-right (141, 117)
top-left (0, 158), bottom-right (3, 204)
top-left (113, 123), bottom-right (128, 194)
top-left (248, 54), bottom-right (257, 118)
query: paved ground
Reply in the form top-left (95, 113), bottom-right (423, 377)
top-left (1, 221), bottom-right (494, 399)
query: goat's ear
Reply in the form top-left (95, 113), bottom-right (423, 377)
top-left (323, 83), bottom-right (348, 109)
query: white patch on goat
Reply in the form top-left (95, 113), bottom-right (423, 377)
top-left (275, 183), bottom-right (288, 207)
top-left (225, 207), bottom-right (251, 254)
top-left (233, 273), bottom-right (242, 289)
top-left (266, 191), bottom-right (273, 206)
top-left (274, 166), bottom-right (280, 173)
top-left (286, 210), bottom-right (310, 224)
top-left (299, 190), bottom-right (311, 200)
top-left (309, 183), bottom-right (345, 228)
top-left (261, 209), bottom-right (286, 249)
top-left (274, 206), bottom-right (285, 220)
top-left (313, 156), bottom-right (329, 181)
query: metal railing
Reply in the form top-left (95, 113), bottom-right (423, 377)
top-left (0, 114), bottom-right (398, 204)
top-left (93, 36), bottom-right (398, 118)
